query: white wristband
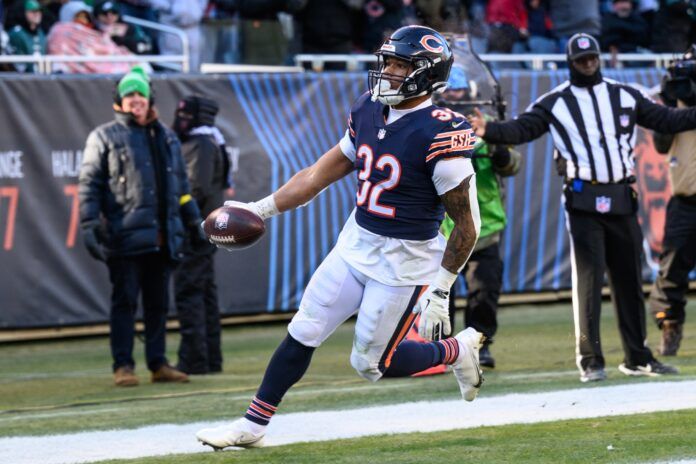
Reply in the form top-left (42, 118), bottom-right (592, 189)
top-left (432, 266), bottom-right (458, 291)
top-left (251, 194), bottom-right (280, 220)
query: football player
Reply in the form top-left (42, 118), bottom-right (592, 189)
top-left (197, 25), bottom-right (484, 450)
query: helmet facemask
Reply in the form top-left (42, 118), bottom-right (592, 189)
top-left (369, 54), bottom-right (437, 106)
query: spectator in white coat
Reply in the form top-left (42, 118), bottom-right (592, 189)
top-left (157, 0), bottom-right (207, 71)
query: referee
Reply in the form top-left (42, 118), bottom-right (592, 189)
top-left (469, 33), bottom-right (694, 382)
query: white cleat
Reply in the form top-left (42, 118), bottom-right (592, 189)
top-left (196, 419), bottom-right (266, 450)
top-left (452, 328), bottom-right (484, 401)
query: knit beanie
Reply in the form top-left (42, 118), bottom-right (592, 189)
top-left (117, 65), bottom-right (150, 99)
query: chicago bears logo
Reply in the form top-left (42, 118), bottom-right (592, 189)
top-left (420, 35), bottom-right (444, 53)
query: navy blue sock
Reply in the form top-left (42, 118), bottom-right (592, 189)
top-left (245, 334), bottom-right (315, 425)
top-left (383, 339), bottom-right (460, 377)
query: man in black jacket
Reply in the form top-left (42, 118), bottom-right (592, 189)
top-left (172, 95), bottom-right (230, 375)
top-left (469, 33), bottom-right (691, 383)
top-left (79, 67), bottom-right (203, 387)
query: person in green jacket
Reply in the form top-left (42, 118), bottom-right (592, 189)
top-left (8, 0), bottom-right (46, 73)
top-left (438, 65), bottom-right (521, 368)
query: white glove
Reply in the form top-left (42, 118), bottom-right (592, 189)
top-left (224, 200), bottom-right (263, 218)
top-left (224, 195), bottom-right (279, 220)
top-left (412, 286), bottom-right (452, 341)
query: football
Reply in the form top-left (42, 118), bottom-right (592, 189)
top-left (203, 205), bottom-right (265, 250)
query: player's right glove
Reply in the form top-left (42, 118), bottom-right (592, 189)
top-left (413, 286), bottom-right (452, 341)
top-left (82, 220), bottom-right (106, 262)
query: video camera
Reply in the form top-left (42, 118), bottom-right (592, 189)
top-left (661, 45), bottom-right (696, 105)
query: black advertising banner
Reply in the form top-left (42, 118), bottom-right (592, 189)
top-left (0, 69), bottom-right (688, 329)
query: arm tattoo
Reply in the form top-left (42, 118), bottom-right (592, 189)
top-left (440, 174), bottom-right (478, 274)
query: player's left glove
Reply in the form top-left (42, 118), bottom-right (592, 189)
top-left (224, 195), bottom-right (279, 221)
top-left (413, 286), bottom-right (452, 341)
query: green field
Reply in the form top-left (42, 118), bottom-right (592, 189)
top-left (1, 299), bottom-right (694, 463)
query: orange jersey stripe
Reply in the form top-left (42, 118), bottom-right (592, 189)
top-left (384, 286), bottom-right (429, 369)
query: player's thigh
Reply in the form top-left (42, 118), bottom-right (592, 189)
top-left (288, 249), bottom-right (363, 347)
top-left (351, 281), bottom-right (421, 380)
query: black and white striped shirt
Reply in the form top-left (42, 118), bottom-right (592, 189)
top-left (484, 77), bottom-right (696, 183)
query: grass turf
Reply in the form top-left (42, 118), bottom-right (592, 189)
top-left (0, 299), bottom-right (694, 449)
top-left (101, 410), bottom-right (696, 464)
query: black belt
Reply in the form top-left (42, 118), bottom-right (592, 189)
top-left (564, 176), bottom-right (636, 186)
top-left (678, 194), bottom-right (696, 205)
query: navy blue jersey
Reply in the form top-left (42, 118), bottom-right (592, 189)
top-left (346, 93), bottom-right (476, 240)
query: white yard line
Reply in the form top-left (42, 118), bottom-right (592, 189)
top-left (1, 380), bottom-right (695, 464)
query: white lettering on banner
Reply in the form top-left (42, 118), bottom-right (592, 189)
top-left (0, 151), bottom-right (24, 178)
top-left (52, 150), bottom-right (83, 178)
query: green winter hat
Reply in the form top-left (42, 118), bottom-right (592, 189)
top-left (25, 0), bottom-right (41, 11)
top-left (117, 65), bottom-right (150, 99)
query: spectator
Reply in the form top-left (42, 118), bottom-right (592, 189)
top-left (78, 66), bottom-right (202, 387)
top-left (360, 0), bottom-right (403, 54)
top-left (601, 0), bottom-right (650, 67)
top-left (117, 0), bottom-right (159, 24)
top-left (485, 0), bottom-right (527, 54)
top-left (549, 0), bottom-right (600, 51)
top-left (524, 0), bottom-right (556, 54)
top-left (464, 0), bottom-right (489, 54)
top-left (295, 0), bottom-right (362, 69)
top-left (47, 0), bottom-right (135, 73)
top-left (199, 1), bottom-right (240, 65)
top-left (158, 0), bottom-right (207, 72)
top-left (215, 0), bottom-right (305, 65)
top-left (172, 95), bottom-right (229, 375)
top-left (414, 0), bottom-right (445, 31)
top-left (651, 0), bottom-right (696, 53)
top-left (93, 0), bottom-right (153, 55)
top-left (637, 0), bottom-right (659, 39)
top-left (4, 0), bottom-right (58, 32)
top-left (8, 0), bottom-right (47, 72)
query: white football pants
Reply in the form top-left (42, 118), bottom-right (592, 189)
top-left (288, 248), bottom-right (423, 382)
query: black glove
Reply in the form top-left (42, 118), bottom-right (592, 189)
top-left (490, 145), bottom-right (512, 168)
top-left (188, 221), bottom-right (208, 249)
top-left (82, 222), bottom-right (106, 262)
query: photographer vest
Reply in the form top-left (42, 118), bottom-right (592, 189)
top-left (667, 128), bottom-right (696, 197)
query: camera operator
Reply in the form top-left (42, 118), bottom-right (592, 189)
top-left (436, 65), bottom-right (521, 369)
top-left (648, 48), bottom-right (696, 356)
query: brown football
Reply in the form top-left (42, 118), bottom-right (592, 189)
top-left (203, 205), bottom-right (265, 250)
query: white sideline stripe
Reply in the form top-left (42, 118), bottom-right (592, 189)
top-left (1, 380), bottom-right (695, 464)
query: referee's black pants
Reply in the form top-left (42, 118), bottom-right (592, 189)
top-left (566, 210), bottom-right (655, 371)
top-left (649, 195), bottom-right (696, 326)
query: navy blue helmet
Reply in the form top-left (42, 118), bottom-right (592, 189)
top-left (369, 26), bottom-right (454, 106)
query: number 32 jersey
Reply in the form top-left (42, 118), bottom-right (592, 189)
top-left (336, 92), bottom-right (477, 286)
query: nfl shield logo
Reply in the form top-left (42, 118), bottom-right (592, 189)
top-left (214, 212), bottom-right (229, 230)
top-left (377, 129), bottom-right (386, 140)
top-left (578, 37), bottom-right (590, 49)
top-left (620, 114), bottom-right (629, 127)
top-left (596, 196), bottom-right (611, 214)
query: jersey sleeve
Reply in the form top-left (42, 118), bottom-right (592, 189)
top-left (424, 117), bottom-right (477, 175)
